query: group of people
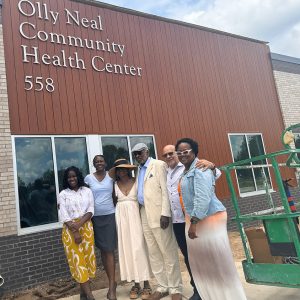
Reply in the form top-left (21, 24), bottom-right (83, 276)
top-left (58, 138), bottom-right (247, 300)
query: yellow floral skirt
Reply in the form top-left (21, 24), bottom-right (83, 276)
top-left (62, 220), bottom-right (96, 283)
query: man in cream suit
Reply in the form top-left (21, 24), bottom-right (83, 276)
top-left (132, 143), bottom-right (182, 300)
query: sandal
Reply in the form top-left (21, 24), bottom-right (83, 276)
top-left (130, 285), bottom-right (142, 299)
top-left (141, 287), bottom-right (152, 300)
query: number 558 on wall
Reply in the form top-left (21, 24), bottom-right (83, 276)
top-left (24, 76), bottom-right (55, 93)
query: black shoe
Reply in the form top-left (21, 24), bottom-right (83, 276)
top-left (189, 291), bottom-right (202, 300)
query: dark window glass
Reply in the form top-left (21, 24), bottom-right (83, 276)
top-left (129, 136), bottom-right (156, 164)
top-left (101, 137), bottom-right (130, 169)
top-left (15, 138), bottom-right (58, 228)
top-left (55, 137), bottom-right (89, 191)
top-left (229, 135), bottom-right (255, 193)
top-left (247, 135), bottom-right (271, 190)
top-left (295, 134), bottom-right (300, 159)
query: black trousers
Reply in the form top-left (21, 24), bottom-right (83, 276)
top-left (173, 222), bottom-right (198, 293)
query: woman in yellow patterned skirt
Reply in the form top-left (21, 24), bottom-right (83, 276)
top-left (59, 166), bottom-right (96, 300)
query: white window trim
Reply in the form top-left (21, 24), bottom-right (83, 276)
top-left (12, 136), bottom-right (63, 236)
top-left (228, 133), bottom-right (274, 197)
top-left (239, 189), bottom-right (275, 198)
top-left (12, 134), bottom-right (156, 235)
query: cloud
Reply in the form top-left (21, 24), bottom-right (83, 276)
top-left (15, 138), bottom-right (89, 185)
top-left (271, 22), bottom-right (300, 57)
top-left (180, 0), bottom-right (300, 55)
top-left (101, 0), bottom-right (300, 57)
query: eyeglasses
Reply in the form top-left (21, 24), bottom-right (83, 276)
top-left (162, 151), bottom-right (175, 158)
top-left (175, 149), bottom-right (193, 156)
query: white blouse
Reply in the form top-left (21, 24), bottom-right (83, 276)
top-left (58, 186), bottom-right (94, 223)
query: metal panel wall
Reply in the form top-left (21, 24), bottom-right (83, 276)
top-left (2, 0), bottom-right (289, 197)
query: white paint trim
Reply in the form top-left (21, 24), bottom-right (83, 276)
top-left (86, 135), bottom-right (102, 173)
top-left (11, 136), bottom-right (21, 234)
top-left (152, 135), bottom-right (158, 158)
top-left (259, 134), bottom-right (274, 191)
top-left (245, 135), bottom-right (258, 191)
top-left (51, 137), bottom-right (60, 205)
top-left (239, 189), bottom-right (275, 198)
top-left (227, 133), bottom-right (243, 196)
top-left (17, 222), bottom-right (62, 236)
top-left (127, 136), bottom-right (133, 163)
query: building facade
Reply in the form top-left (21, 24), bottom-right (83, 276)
top-left (271, 53), bottom-right (300, 181)
top-left (272, 53), bottom-right (300, 128)
top-left (0, 0), bottom-right (296, 293)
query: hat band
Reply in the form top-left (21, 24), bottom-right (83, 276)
top-left (114, 159), bottom-right (129, 167)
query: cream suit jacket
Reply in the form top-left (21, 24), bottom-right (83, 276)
top-left (138, 158), bottom-right (171, 229)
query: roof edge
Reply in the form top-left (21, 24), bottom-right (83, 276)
top-left (71, 0), bottom-right (268, 45)
top-left (271, 53), bottom-right (300, 65)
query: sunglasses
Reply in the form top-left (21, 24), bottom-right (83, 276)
top-left (162, 151), bottom-right (175, 158)
top-left (175, 149), bottom-right (193, 156)
top-left (132, 150), bottom-right (146, 156)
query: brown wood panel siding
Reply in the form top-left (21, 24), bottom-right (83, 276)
top-left (2, 0), bottom-right (290, 198)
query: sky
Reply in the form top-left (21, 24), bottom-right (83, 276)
top-left (100, 0), bottom-right (300, 58)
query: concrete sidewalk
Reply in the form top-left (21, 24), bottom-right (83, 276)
top-left (59, 269), bottom-right (193, 300)
top-left (60, 262), bottom-right (300, 300)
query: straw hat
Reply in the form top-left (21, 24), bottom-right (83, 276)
top-left (108, 158), bottom-right (137, 179)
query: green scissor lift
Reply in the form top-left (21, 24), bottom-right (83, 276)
top-left (220, 124), bottom-right (300, 287)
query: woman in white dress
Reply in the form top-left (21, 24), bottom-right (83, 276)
top-left (109, 159), bottom-right (152, 300)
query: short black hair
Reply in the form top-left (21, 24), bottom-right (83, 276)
top-left (62, 166), bottom-right (85, 190)
top-left (175, 138), bottom-right (199, 156)
top-left (93, 154), bottom-right (105, 164)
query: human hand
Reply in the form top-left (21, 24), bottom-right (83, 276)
top-left (160, 216), bottom-right (170, 229)
top-left (73, 231), bottom-right (82, 244)
top-left (188, 224), bottom-right (198, 239)
top-left (69, 221), bottom-right (81, 232)
top-left (196, 159), bottom-right (215, 171)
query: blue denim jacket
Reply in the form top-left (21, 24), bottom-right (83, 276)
top-left (180, 158), bottom-right (226, 220)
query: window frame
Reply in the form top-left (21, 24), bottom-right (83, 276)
top-left (12, 134), bottom-right (157, 235)
top-left (12, 135), bottom-right (89, 235)
top-left (228, 133), bottom-right (273, 197)
top-left (294, 133), bottom-right (300, 158)
top-left (87, 134), bottom-right (157, 172)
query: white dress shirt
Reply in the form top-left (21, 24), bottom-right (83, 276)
top-left (167, 163), bottom-right (186, 223)
top-left (167, 162), bottom-right (221, 224)
top-left (58, 186), bottom-right (94, 223)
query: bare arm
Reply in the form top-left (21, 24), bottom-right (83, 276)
top-left (195, 159), bottom-right (215, 171)
top-left (196, 159), bottom-right (221, 179)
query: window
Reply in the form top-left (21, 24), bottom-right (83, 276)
top-left (100, 135), bottom-right (157, 169)
top-left (13, 134), bottom-right (156, 233)
top-left (55, 137), bottom-right (89, 191)
top-left (15, 137), bottom-right (57, 228)
top-left (129, 136), bottom-right (156, 165)
top-left (229, 134), bottom-right (271, 195)
top-left (101, 137), bottom-right (130, 170)
top-left (14, 136), bottom-right (89, 231)
top-left (294, 133), bottom-right (300, 160)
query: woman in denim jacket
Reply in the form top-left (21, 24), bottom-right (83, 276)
top-left (176, 138), bottom-right (247, 300)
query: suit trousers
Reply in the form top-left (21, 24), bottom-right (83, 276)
top-left (140, 206), bottom-right (183, 294)
top-left (173, 222), bottom-right (197, 293)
